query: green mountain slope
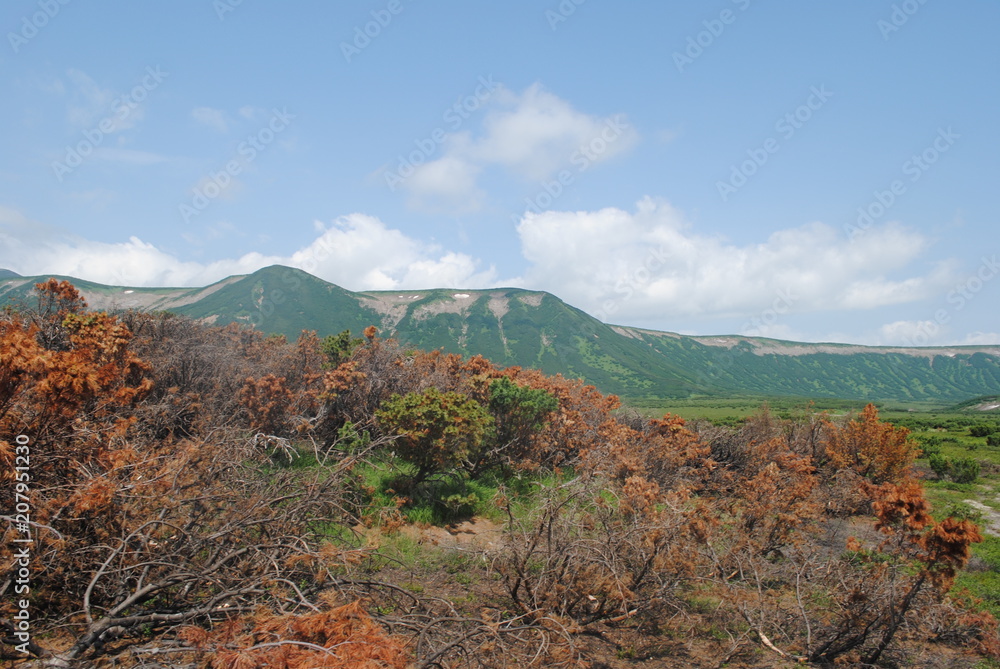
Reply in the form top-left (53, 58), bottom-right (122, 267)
top-left (3, 265), bottom-right (999, 404)
top-left (172, 266), bottom-right (384, 336)
top-left (357, 285), bottom-right (699, 397)
top-left (624, 330), bottom-right (1000, 404)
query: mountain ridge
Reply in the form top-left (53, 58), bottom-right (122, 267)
top-left (2, 265), bottom-right (998, 403)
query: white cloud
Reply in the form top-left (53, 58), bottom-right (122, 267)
top-left (0, 208), bottom-right (494, 291)
top-left (863, 323), bottom-right (1000, 348)
top-left (192, 107), bottom-right (229, 133)
top-left (402, 83), bottom-right (637, 212)
top-left (513, 197), bottom-right (959, 324)
top-left (290, 214), bottom-right (496, 289)
top-left (0, 201), bottom-right (976, 345)
top-left (0, 209), bottom-right (269, 287)
top-left (877, 320), bottom-right (946, 346)
top-left (472, 84), bottom-right (636, 178)
top-left (406, 156), bottom-right (483, 213)
top-left (961, 332), bottom-right (1000, 345)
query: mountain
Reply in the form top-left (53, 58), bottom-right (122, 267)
top-left (0, 269), bottom-right (20, 280)
top-left (3, 265), bottom-right (999, 404)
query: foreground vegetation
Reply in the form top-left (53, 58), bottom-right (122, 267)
top-left (2, 280), bottom-right (999, 667)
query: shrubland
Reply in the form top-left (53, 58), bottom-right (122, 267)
top-left (1, 280), bottom-right (997, 668)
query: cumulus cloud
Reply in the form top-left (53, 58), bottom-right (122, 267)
top-left (0, 200), bottom-right (970, 343)
top-left (403, 83), bottom-right (637, 212)
top-left (512, 197), bottom-right (959, 325)
top-left (0, 208), bottom-right (270, 286)
top-left (877, 320), bottom-right (947, 346)
top-left (405, 155), bottom-right (483, 214)
top-left (289, 214), bottom-right (496, 289)
top-left (876, 321), bottom-right (1000, 347)
top-left (961, 332), bottom-right (1000, 345)
top-left (471, 84), bottom-right (635, 178)
top-left (0, 208), bottom-right (494, 291)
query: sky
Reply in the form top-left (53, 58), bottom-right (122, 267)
top-left (1, 1), bottom-right (998, 346)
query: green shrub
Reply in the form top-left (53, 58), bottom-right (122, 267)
top-left (970, 424), bottom-right (997, 438)
top-left (919, 437), bottom-right (942, 458)
top-left (376, 388), bottom-right (493, 484)
top-left (950, 457), bottom-right (981, 484)
top-left (928, 453), bottom-right (951, 479)
top-left (988, 434), bottom-right (1000, 448)
top-left (321, 329), bottom-right (363, 368)
top-left (469, 377), bottom-right (558, 475)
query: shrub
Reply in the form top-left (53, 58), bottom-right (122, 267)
top-left (376, 387), bottom-right (493, 484)
top-left (468, 376), bottom-right (558, 474)
top-left (321, 329), bottom-right (363, 368)
top-left (824, 404), bottom-right (919, 484)
top-left (929, 453), bottom-right (951, 479)
top-left (970, 425), bottom-right (997, 438)
top-left (919, 437), bottom-right (942, 458)
top-left (950, 458), bottom-right (981, 484)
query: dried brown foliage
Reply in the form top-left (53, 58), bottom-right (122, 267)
top-left (824, 402), bottom-right (920, 485)
top-left (0, 282), bottom-right (994, 668)
top-left (0, 284), bottom-right (361, 663)
top-left (185, 599), bottom-right (412, 669)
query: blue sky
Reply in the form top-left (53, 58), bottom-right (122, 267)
top-left (1, 1), bottom-right (998, 346)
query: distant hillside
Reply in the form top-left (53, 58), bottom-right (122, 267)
top-left (0, 269), bottom-right (20, 280)
top-left (946, 396), bottom-right (1000, 413)
top-left (3, 265), bottom-right (999, 404)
